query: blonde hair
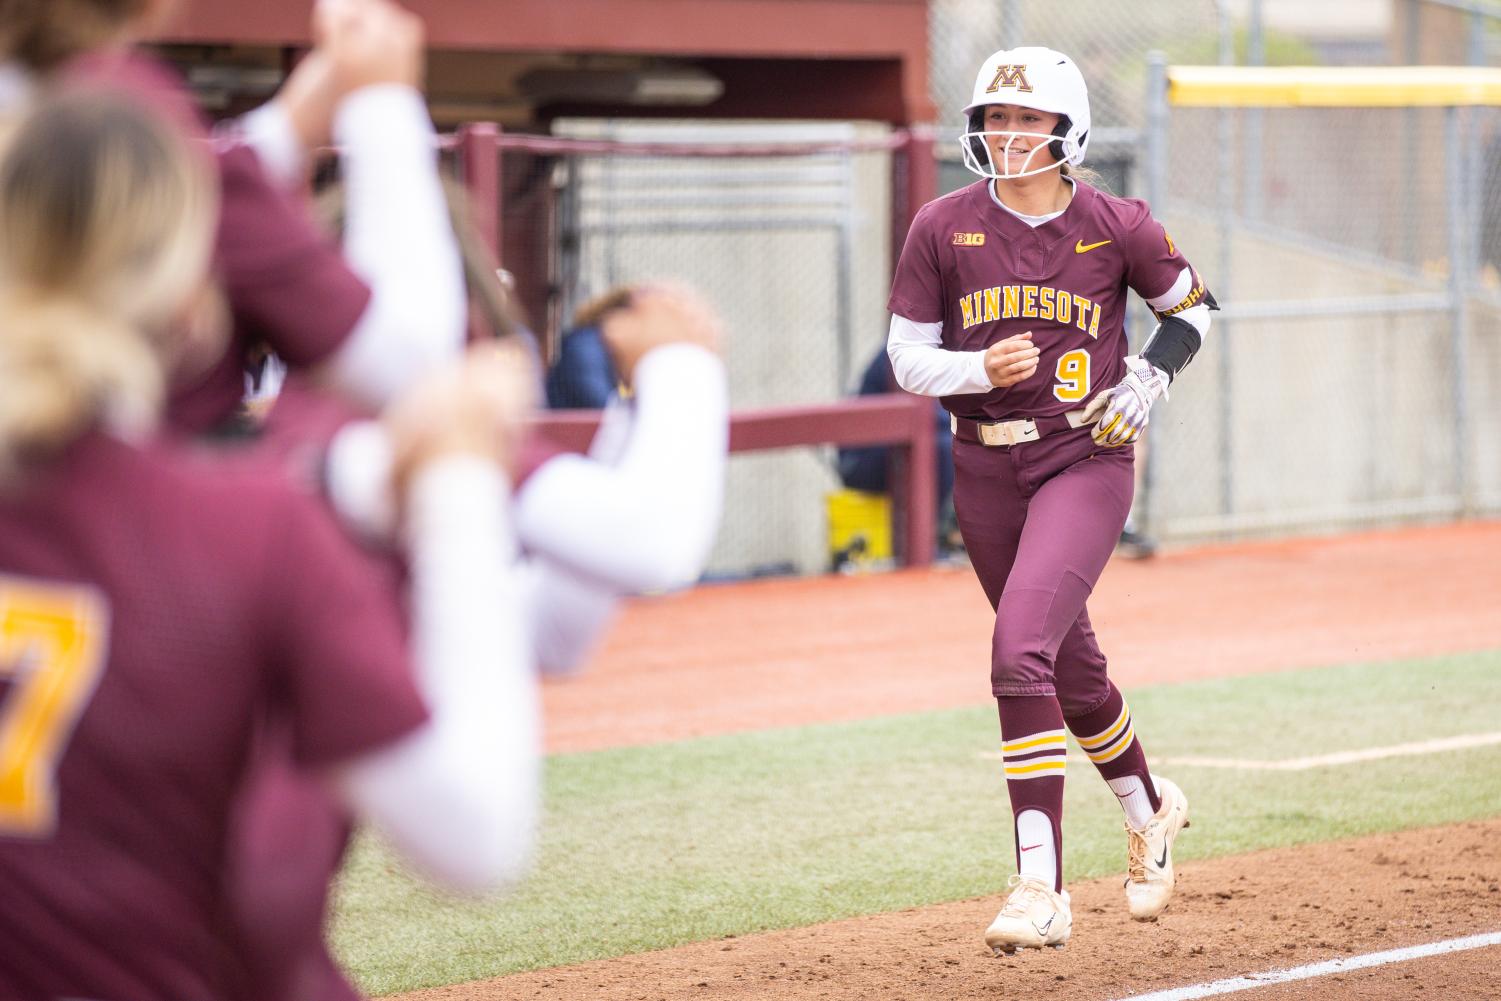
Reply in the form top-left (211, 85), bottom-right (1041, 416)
top-left (0, 0), bottom-right (150, 71)
top-left (1059, 162), bottom-right (1105, 188)
top-left (0, 88), bottom-right (215, 474)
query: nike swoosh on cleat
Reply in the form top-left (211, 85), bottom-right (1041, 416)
top-left (1033, 914), bottom-right (1055, 936)
top-left (1075, 239), bottom-right (1112, 254)
top-left (1155, 845), bottom-right (1169, 869)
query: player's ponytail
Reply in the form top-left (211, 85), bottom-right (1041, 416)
top-left (0, 293), bottom-right (161, 474)
top-left (0, 87), bottom-right (216, 478)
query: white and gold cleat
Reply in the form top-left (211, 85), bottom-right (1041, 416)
top-left (1125, 775), bottom-right (1190, 920)
top-left (984, 874), bottom-right (1072, 955)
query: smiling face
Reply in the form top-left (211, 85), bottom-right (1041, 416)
top-left (981, 103), bottom-right (1063, 177)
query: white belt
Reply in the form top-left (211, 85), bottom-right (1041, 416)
top-left (952, 410), bottom-right (1090, 447)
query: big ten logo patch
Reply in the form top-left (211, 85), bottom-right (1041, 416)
top-left (953, 232), bottom-right (986, 247)
top-left (985, 64), bottom-right (1033, 94)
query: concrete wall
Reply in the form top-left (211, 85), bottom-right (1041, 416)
top-left (1144, 213), bottom-right (1501, 540)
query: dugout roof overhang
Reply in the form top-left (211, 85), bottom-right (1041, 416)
top-left (153, 0), bottom-right (936, 127)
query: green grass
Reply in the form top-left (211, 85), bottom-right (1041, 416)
top-left (332, 649), bottom-right (1501, 994)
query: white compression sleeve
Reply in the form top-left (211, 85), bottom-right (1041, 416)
top-left (326, 85), bottom-right (467, 409)
top-left (323, 420), bottom-right (398, 543)
top-left (886, 313), bottom-right (994, 397)
top-left (234, 101), bottom-right (306, 191)
top-left (331, 457), bottom-right (539, 893)
top-left (515, 343), bottom-right (728, 593)
top-left (519, 397), bottom-right (633, 674)
top-left (322, 421), bottom-right (619, 675)
top-left (521, 559), bottom-right (620, 676)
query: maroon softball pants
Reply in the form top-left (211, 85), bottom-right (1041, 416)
top-left (951, 425), bottom-right (1135, 717)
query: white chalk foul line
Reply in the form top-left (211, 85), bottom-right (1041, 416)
top-left (1102, 930), bottom-right (1501, 1001)
top-left (977, 732), bottom-right (1501, 771)
top-left (1150, 732), bottom-right (1501, 772)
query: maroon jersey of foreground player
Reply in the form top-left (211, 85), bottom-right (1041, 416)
top-left (0, 432), bottom-right (429, 1001)
top-left (887, 177), bottom-right (1204, 423)
top-left (60, 51), bottom-right (372, 434)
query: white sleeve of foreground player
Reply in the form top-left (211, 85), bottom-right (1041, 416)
top-left (515, 343), bottom-right (728, 593)
top-left (331, 457), bottom-right (540, 893)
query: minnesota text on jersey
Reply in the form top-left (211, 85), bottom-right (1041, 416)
top-left (959, 284), bottom-right (1102, 338)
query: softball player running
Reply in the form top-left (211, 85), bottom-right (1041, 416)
top-left (886, 46), bottom-right (1213, 953)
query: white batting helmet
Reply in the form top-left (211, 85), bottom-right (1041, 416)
top-left (959, 46), bottom-right (1091, 180)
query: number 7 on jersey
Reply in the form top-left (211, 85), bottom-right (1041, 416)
top-left (0, 577), bottom-right (109, 838)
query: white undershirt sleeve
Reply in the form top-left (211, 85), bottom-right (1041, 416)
top-left (521, 559), bottom-right (619, 675)
top-left (886, 313), bottom-right (994, 397)
top-left (331, 457), bottom-right (539, 893)
top-left (324, 85), bottom-right (467, 409)
top-left (234, 101), bottom-right (306, 191)
top-left (1144, 267), bottom-right (1214, 339)
top-left (518, 397), bottom-right (631, 675)
top-left (515, 343), bottom-right (728, 593)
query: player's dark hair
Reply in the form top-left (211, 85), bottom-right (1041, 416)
top-left (0, 87), bottom-right (214, 476)
top-left (0, 0), bottom-right (151, 71)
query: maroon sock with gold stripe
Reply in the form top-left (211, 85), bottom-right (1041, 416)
top-left (1064, 681), bottom-right (1161, 818)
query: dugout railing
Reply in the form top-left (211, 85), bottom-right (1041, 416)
top-left (536, 394), bottom-right (937, 567)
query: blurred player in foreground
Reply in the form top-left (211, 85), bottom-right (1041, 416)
top-left (886, 46), bottom-right (1214, 953)
top-left (1, 0), bottom-right (728, 658)
top-left (0, 90), bottom-right (541, 999)
top-left (0, 0), bottom-right (468, 433)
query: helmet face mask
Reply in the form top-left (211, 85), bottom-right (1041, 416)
top-left (959, 47), bottom-right (1090, 182)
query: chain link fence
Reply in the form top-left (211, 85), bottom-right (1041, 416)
top-left (1142, 83), bottom-right (1501, 540)
top-left (496, 124), bottom-right (899, 577)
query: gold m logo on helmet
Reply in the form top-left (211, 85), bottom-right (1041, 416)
top-left (985, 64), bottom-right (1033, 94)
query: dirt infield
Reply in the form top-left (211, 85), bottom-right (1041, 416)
top-left (393, 523), bottom-right (1501, 1000)
top-left (544, 521), bottom-right (1501, 754)
top-left (396, 819), bottom-right (1501, 1001)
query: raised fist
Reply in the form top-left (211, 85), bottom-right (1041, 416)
top-left (315, 0), bottom-right (425, 96)
top-left (984, 332), bottom-right (1040, 389)
top-left (384, 341), bottom-right (537, 501)
top-left (595, 283), bottom-right (724, 387)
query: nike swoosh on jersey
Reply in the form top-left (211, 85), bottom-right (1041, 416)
top-left (1075, 239), bottom-right (1112, 254)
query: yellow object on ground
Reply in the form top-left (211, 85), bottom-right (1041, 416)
top-left (826, 489), bottom-right (892, 572)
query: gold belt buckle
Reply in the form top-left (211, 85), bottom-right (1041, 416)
top-left (977, 422), bottom-right (1010, 447)
top-left (979, 420), bottom-right (1039, 447)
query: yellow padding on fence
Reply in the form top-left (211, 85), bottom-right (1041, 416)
top-left (1168, 65), bottom-right (1501, 108)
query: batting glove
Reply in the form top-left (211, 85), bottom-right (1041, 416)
top-left (1079, 355), bottom-right (1169, 448)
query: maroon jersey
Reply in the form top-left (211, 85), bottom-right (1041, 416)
top-left (0, 432), bottom-right (428, 1001)
top-left (888, 178), bottom-right (1204, 423)
top-left (222, 730), bottom-right (361, 1001)
top-left (61, 52), bottom-right (372, 434)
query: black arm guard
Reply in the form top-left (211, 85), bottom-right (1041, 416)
top-left (1141, 314), bottom-right (1202, 383)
